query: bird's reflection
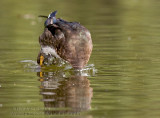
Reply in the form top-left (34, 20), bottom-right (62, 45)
top-left (37, 71), bottom-right (93, 115)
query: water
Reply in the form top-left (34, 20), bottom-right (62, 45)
top-left (0, 0), bottom-right (160, 118)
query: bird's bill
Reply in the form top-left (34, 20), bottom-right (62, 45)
top-left (40, 55), bottom-right (44, 66)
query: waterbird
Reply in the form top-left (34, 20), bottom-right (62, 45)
top-left (37, 11), bottom-right (93, 69)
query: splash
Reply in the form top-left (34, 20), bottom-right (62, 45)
top-left (20, 60), bottom-right (97, 77)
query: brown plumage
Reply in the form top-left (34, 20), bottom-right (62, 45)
top-left (37, 12), bottom-right (92, 69)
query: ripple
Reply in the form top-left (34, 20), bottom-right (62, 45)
top-left (20, 60), bottom-right (41, 72)
top-left (20, 60), bottom-right (97, 77)
top-left (40, 92), bottom-right (56, 95)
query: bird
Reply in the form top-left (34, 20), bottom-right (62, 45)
top-left (37, 11), bottom-right (93, 69)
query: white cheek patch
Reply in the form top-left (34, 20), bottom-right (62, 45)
top-left (41, 46), bottom-right (60, 58)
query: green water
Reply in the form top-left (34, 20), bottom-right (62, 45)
top-left (1, 0), bottom-right (160, 118)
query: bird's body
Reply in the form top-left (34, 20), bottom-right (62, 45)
top-left (37, 11), bottom-right (92, 69)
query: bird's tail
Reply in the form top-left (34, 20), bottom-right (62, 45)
top-left (48, 11), bottom-right (57, 18)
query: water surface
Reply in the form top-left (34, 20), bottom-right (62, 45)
top-left (0, 0), bottom-right (160, 118)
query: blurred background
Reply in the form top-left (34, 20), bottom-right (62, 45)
top-left (0, 0), bottom-right (160, 118)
